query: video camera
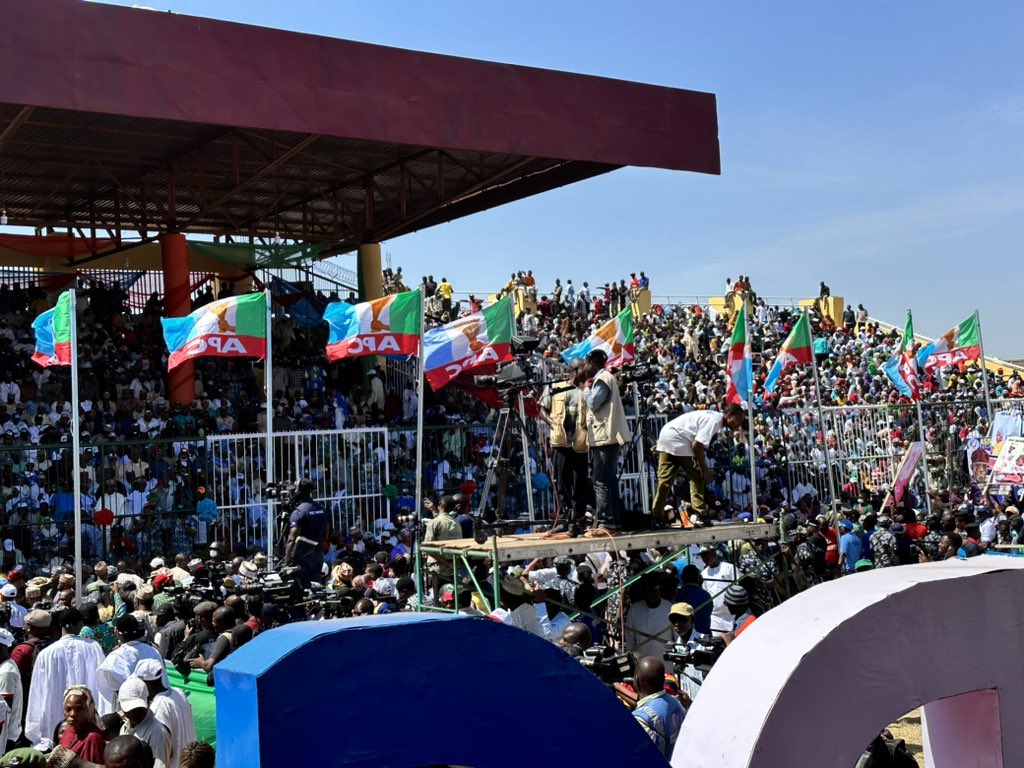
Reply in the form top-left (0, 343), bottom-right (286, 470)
top-left (578, 644), bottom-right (636, 686)
top-left (473, 336), bottom-right (542, 389)
top-left (664, 634), bottom-right (726, 673)
top-left (618, 364), bottom-right (654, 385)
top-left (264, 481), bottom-right (298, 503)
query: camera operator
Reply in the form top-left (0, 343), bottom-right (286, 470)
top-left (541, 360), bottom-right (591, 533)
top-left (557, 621), bottom-right (592, 658)
top-left (666, 602), bottom-right (703, 707)
top-left (578, 349), bottom-right (631, 532)
top-left (283, 479), bottom-right (326, 585)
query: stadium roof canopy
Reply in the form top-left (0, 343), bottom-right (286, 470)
top-left (0, 0), bottom-right (719, 264)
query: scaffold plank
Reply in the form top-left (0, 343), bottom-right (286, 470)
top-left (420, 523), bottom-right (777, 563)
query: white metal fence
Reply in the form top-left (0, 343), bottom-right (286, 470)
top-left (205, 427), bottom-right (391, 548)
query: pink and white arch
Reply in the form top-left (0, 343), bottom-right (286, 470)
top-left (677, 557), bottom-right (1024, 768)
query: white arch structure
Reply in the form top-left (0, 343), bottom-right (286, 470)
top-left (677, 557), bottom-right (1024, 768)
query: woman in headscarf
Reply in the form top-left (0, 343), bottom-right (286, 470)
top-left (57, 685), bottom-right (105, 763)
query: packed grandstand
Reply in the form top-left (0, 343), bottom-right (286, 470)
top-left (1, 268), bottom-right (1021, 768)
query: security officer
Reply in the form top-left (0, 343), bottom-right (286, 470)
top-left (284, 479), bottom-right (326, 584)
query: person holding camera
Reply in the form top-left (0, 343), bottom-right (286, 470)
top-left (541, 361), bottom-right (591, 533)
top-left (578, 349), bottom-right (631, 532)
top-left (283, 479), bottom-right (326, 585)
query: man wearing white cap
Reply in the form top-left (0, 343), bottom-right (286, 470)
top-left (0, 628), bottom-right (22, 751)
top-left (0, 585), bottom-right (24, 631)
top-left (117, 677), bottom-right (171, 768)
top-left (133, 658), bottom-right (195, 768)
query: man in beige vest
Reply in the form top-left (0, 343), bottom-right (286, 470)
top-left (541, 361), bottom-right (592, 534)
top-left (581, 349), bottom-right (631, 531)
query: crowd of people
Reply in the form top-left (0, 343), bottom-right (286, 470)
top-left (0, 268), bottom-right (1020, 763)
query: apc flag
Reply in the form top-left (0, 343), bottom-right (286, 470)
top-left (31, 291), bottom-right (72, 367)
top-left (763, 312), bottom-right (812, 395)
top-left (561, 307), bottom-right (635, 368)
top-left (725, 305), bottom-right (753, 406)
top-left (161, 293), bottom-right (267, 371)
top-left (884, 310), bottom-right (920, 400)
top-left (324, 290), bottom-right (422, 360)
top-left (917, 314), bottom-right (982, 371)
top-left (423, 295), bottom-right (514, 389)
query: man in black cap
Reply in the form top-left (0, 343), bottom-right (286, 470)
top-left (578, 349), bottom-right (630, 532)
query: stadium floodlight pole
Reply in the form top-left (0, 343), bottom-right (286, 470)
top-left (69, 288), bottom-right (84, 602)
top-left (264, 288), bottom-right (276, 565)
top-left (974, 310), bottom-right (996, 429)
top-left (413, 287), bottom-right (427, 611)
top-left (805, 308), bottom-right (840, 521)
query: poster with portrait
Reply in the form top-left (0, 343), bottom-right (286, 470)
top-left (989, 437), bottom-right (1024, 488)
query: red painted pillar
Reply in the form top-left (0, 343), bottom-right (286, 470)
top-left (161, 232), bottom-right (195, 405)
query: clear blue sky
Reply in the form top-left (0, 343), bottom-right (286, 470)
top-left (97, 1), bottom-right (1024, 356)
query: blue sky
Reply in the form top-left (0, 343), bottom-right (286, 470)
top-left (96, 1), bottom-right (1024, 356)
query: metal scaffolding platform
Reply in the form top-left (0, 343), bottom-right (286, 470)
top-left (419, 522), bottom-right (777, 564)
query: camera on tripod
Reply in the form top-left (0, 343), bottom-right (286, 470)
top-left (664, 634), bottom-right (726, 673)
top-left (264, 481), bottom-right (297, 503)
top-left (473, 336), bottom-right (542, 389)
top-left (578, 645), bottom-right (636, 685)
top-left (618, 364), bottom-right (654, 384)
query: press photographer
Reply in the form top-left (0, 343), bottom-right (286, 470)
top-left (282, 478), bottom-right (327, 585)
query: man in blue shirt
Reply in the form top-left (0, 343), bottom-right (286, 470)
top-left (838, 519), bottom-right (863, 575)
top-left (631, 656), bottom-right (685, 759)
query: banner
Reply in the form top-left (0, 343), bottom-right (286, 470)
top-left (885, 441), bottom-right (925, 508)
top-left (990, 437), bottom-right (1024, 488)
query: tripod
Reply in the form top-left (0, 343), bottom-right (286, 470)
top-left (473, 390), bottom-right (535, 543)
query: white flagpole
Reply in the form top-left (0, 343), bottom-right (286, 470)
top-left (805, 309), bottom-right (840, 520)
top-left (744, 303), bottom-right (758, 517)
top-left (264, 289), bottom-right (276, 564)
top-left (69, 289), bottom-right (84, 602)
top-left (974, 310), bottom-right (996, 428)
top-left (413, 287), bottom-right (427, 611)
top-left (908, 309), bottom-right (932, 515)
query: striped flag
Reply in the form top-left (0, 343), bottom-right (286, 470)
top-left (423, 295), bottom-right (514, 389)
top-left (763, 312), bottom-right (812, 395)
top-left (161, 293), bottom-right (267, 371)
top-left (884, 310), bottom-right (920, 400)
top-left (561, 307), bottom-right (635, 368)
top-left (324, 289), bottom-right (422, 360)
top-left (917, 314), bottom-right (982, 371)
top-left (726, 305), bottom-right (753, 406)
top-left (31, 291), bottom-right (73, 367)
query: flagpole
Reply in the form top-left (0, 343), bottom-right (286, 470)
top-left (69, 289), bottom-right (84, 602)
top-left (744, 304), bottom-right (758, 517)
top-left (805, 308), bottom-right (840, 521)
top-left (413, 287), bottom-right (427, 611)
top-left (907, 309), bottom-right (932, 516)
top-left (264, 288), bottom-right (276, 565)
top-left (974, 309), bottom-right (995, 428)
